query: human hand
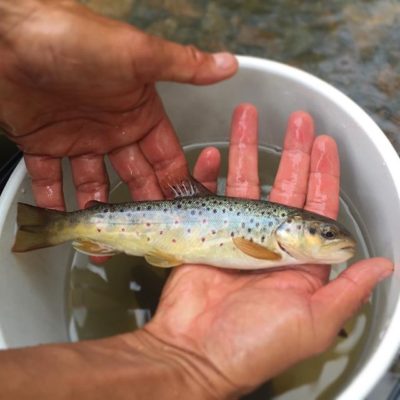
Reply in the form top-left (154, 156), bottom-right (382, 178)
top-left (0, 0), bottom-right (237, 211)
top-left (127, 105), bottom-right (393, 398)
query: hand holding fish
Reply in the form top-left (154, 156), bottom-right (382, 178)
top-left (132, 106), bottom-right (393, 398)
top-left (0, 0), bottom-right (237, 211)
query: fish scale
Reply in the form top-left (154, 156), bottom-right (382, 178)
top-left (12, 191), bottom-right (356, 270)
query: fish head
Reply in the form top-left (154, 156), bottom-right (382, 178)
top-left (275, 212), bottom-right (356, 264)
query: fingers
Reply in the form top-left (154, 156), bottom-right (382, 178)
top-left (304, 136), bottom-right (340, 220)
top-left (24, 154), bottom-right (65, 210)
top-left (193, 147), bottom-right (221, 193)
top-left (226, 104), bottom-right (260, 199)
top-left (70, 155), bottom-right (109, 208)
top-left (109, 143), bottom-right (164, 201)
top-left (132, 32), bottom-right (238, 84)
top-left (138, 117), bottom-right (191, 198)
top-left (311, 258), bottom-right (393, 349)
top-left (269, 112), bottom-right (315, 207)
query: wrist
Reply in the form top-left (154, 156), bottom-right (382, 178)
top-left (123, 329), bottom-right (241, 400)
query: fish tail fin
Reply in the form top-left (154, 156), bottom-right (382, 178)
top-left (12, 203), bottom-right (67, 252)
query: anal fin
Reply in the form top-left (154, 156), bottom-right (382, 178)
top-left (72, 240), bottom-right (117, 256)
top-left (232, 237), bottom-right (282, 260)
top-left (144, 250), bottom-right (182, 268)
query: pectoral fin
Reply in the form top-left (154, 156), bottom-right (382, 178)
top-left (232, 237), bottom-right (282, 260)
top-left (72, 240), bottom-right (117, 256)
top-left (144, 250), bottom-right (182, 268)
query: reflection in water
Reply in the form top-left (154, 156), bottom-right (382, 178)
top-left (68, 145), bottom-right (372, 399)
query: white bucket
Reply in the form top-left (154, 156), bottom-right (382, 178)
top-left (0, 56), bottom-right (399, 399)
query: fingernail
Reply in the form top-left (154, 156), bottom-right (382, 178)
top-left (213, 52), bottom-right (236, 70)
top-left (379, 266), bottom-right (394, 282)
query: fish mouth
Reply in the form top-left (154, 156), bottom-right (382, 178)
top-left (340, 245), bottom-right (356, 251)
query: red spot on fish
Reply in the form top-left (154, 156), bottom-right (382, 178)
top-left (172, 239), bottom-right (176, 243)
top-left (159, 230), bottom-right (163, 235)
top-left (121, 228), bottom-right (125, 232)
top-left (201, 237), bottom-right (205, 242)
top-left (175, 220), bottom-right (179, 224)
top-left (146, 223), bottom-right (151, 227)
top-left (203, 219), bottom-right (206, 224)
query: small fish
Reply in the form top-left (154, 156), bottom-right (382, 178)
top-left (12, 180), bottom-right (356, 269)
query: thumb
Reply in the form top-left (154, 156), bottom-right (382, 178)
top-left (131, 32), bottom-right (238, 84)
top-left (310, 257), bottom-right (393, 350)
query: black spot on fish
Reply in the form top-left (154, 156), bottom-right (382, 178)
top-left (230, 232), bottom-right (235, 237)
top-left (147, 206), bottom-right (151, 210)
top-left (202, 202), bottom-right (206, 207)
top-left (211, 230), bottom-right (216, 235)
top-left (222, 209), bottom-right (226, 213)
top-left (146, 223), bottom-right (151, 227)
top-left (163, 208), bottom-right (168, 213)
top-left (213, 209), bottom-right (217, 213)
top-left (286, 228), bottom-right (290, 233)
top-left (191, 210), bottom-right (195, 215)
top-left (201, 237), bottom-right (205, 242)
top-left (97, 228), bottom-right (101, 233)
top-left (104, 208), bottom-right (109, 213)
top-left (160, 231), bottom-right (163, 235)
top-left (219, 243), bottom-right (223, 247)
top-left (172, 239), bottom-right (176, 243)
top-left (127, 212), bottom-right (132, 218)
top-left (177, 204), bottom-right (182, 209)
top-left (309, 227), bottom-right (317, 235)
top-left (248, 228), bottom-right (251, 233)
top-left (187, 228), bottom-right (191, 233)
top-left (261, 211), bottom-right (265, 216)
top-left (268, 221), bottom-right (273, 227)
top-left (261, 235), bottom-right (265, 243)
top-left (236, 212), bottom-right (241, 216)
top-left (297, 225), bottom-right (301, 230)
top-left (121, 228), bottom-right (125, 232)
top-left (281, 212), bottom-right (286, 217)
top-left (250, 218), bottom-right (254, 223)
top-left (255, 222), bottom-right (260, 227)
top-left (241, 222), bottom-right (245, 228)
top-left (287, 218), bottom-right (292, 223)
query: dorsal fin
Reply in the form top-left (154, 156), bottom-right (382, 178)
top-left (166, 176), bottom-right (213, 199)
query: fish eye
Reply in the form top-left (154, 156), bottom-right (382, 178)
top-left (321, 226), bottom-right (337, 240)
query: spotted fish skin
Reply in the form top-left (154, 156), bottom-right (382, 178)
top-left (12, 195), bottom-right (356, 270)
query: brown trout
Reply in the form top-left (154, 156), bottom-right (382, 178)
top-left (12, 181), bottom-right (356, 269)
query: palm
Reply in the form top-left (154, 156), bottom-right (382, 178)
top-left (151, 264), bottom-right (325, 388)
